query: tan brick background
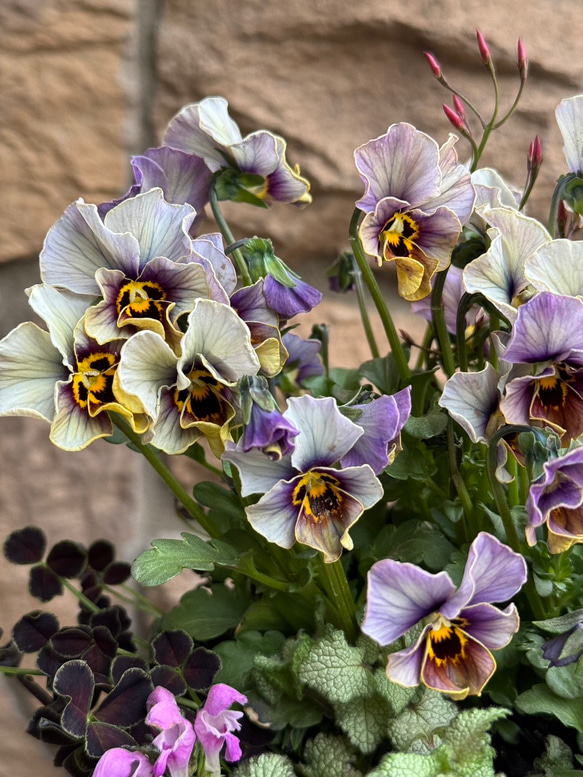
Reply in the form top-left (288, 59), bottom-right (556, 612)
top-left (1, 1), bottom-right (582, 773)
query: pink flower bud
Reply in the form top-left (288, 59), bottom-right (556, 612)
top-left (443, 104), bottom-right (465, 131)
top-left (453, 95), bottom-right (466, 120)
top-left (423, 51), bottom-right (442, 78)
top-left (476, 30), bottom-right (491, 64)
top-left (517, 38), bottom-right (528, 77)
top-left (528, 135), bottom-right (543, 170)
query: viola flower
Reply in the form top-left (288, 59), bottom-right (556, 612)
top-left (163, 96), bottom-right (311, 206)
top-left (355, 123), bottom-right (474, 300)
top-left (116, 299), bottom-right (260, 457)
top-left (93, 748), bottom-right (153, 777)
top-left (281, 332), bottom-right (325, 385)
top-left (146, 686), bottom-right (196, 777)
top-left (194, 683), bottom-right (247, 777)
top-left (223, 395), bottom-right (383, 562)
top-left (239, 375), bottom-right (299, 460)
top-left (231, 280), bottom-right (289, 378)
top-left (0, 285), bottom-right (147, 451)
top-left (555, 94), bottom-right (583, 174)
top-left (471, 167), bottom-right (521, 214)
top-left (463, 206), bottom-right (550, 322)
top-left (263, 270), bottom-right (322, 319)
top-left (526, 446), bottom-right (583, 553)
top-left (98, 146), bottom-right (212, 234)
top-left (340, 388), bottom-right (412, 475)
top-left (525, 238), bottom-right (583, 299)
top-left (362, 532), bottom-right (527, 699)
top-left (500, 292), bottom-right (583, 443)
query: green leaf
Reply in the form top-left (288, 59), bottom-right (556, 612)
top-left (295, 627), bottom-right (371, 704)
top-left (238, 593), bottom-right (315, 634)
top-left (233, 753), bottom-right (297, 777)
top-left (528, 735), bottom-right (575, 776)
top-left (373, 669), bottom-right (416, 715)
top-left (131, 533), bottom-right (236, 586)
top-left (214, 630), bottom-right (286, 690)
top-left (299, 733), bottom-right (362, 777)
top-left (335, 693), bottom-right (392, 753)
top-left (516, 684), bottom-right (583, 732)
top-left (369, 752), bottom-right (443, 777)
top-left (192, 482), bottom-right (246, 521)
top-left (387, 688), bottom-right (457, 751)
top-left (405, 407), bottom-right (448, 439)
top-left (438, 707), bottom-right (507, 776)
top-left (360, 354), bottom-right (403, 395)
top-left (160, 584), bottom-right (250, 640)
top-left (385, 444), bottom-right (436, 481)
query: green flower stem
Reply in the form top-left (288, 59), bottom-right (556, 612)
top-left (431, 269), bottom-right (455, 378)
top-left (456, 293), bottom-right (479, 373)
top-left (316, 556), bottom-right (359, 643)
top-left (493, 75), bottom-right (526, 130)
top-left (352, 258), bottom-right (380, 359)
top-left (447, 420), bottom-right (473, 537)
top-left (470, 68), bottom-right (500, 172)
top-left (111, 414), bottom-right (221, 539)
top-left (0, 666), bottom-right (46, 677)
top-left (349, 208), bottom-right (411, 384)
top-left (178, 695), bottom-right (201, 712)
top-left (209, 182), bottom-right (253, 286)
top-left (506, 455), bottom-right (520, 508)
top-left (415, 325), bottom-right (434, 370)
top-left (102, 583), bottom-right (165, 617)
top-left (61, 578), bottom-right (101, 614)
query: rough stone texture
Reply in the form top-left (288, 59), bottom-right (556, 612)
top-left (0, 0), bottom-right (135, 263)
top-left (1, 1), bottom-right (583, 773)
top-left (156, 0), bottom-right (583, 268)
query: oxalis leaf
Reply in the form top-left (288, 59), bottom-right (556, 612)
top-left (131, 533), bottom-right (237, 586)
top-left (295, 626), bottom-right (371, 704)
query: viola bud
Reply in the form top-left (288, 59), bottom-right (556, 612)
top-left (528, 135), bottom-right (543, 172)
top-left (452, 95), bottom-right (466, 121)
top-left (517, 38), bottom-right (528, 77)
top-left (476, 30), bottom-right (491, 65)
top-left (423, 51), bottom-right (442, 79)
top-left (443, 104), bottom-right (465, 132)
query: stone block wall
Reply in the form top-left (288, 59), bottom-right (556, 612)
top-left (0, 1), bottom-right (581, 773)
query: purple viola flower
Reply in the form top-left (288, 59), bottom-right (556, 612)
top-left (93, 748), bottom-right (153, 777)
top-left (164, 96), bottom-right (311, 207)
top-left (362, 532), bottom-right (527, 699)
top-left (194, 683), bottom-right (247, 777)
top-left (526, 446), bottom-right (583, 553)
top-left (500, 292), bottom-right (583, 443)
top-left (223, 395), bottom-right (384, 562)
top-left (145, 686), bottom-right (196, 777)
top-left (98, 146), bottom-right (212, 234)
top-left (263, 272), bottom-right (322, 318)
top-left (239, 375), bottom-right (299, 460)
top-left (281, 332), bottom-right (325, 384)
top-left (355, 123), bottom-right (474, 301)
top-left (340, 388), bottom-right (412, 475)
top-left (542, 623), bottom-right (583, 668)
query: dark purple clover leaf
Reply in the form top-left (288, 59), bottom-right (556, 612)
top-left (12, 611), bottom-right (60, 652)
top-left (53, 660), bottom-right (95, 739)
top-left (94, 667), bottom-right (153, 727)
top-left (111, 655), bottom-right (149, 686)
top-left (88, 540), bottom-right (115, 572)
top-left (150, 665), bottom-right (187, 696)
top-left (29, 564), bottom-right (63, 602)
top-left (0, 638), bottom-right (21, 667)
top-left (4, 526), bottom-right (46, 564)
top-left (46, 540), bottom-right (87, 578)
top-left (183, 646), bottom-right (221, 691)
top-left (27, 700), bottom-right (76, 746)
top-left (152, 629), bottom-right (193, 667)
top-left (51, 628), bottom-right (93, 658)
top-left (103, 561), bottom-right (132, 585)
top-left (37, 644), bottom-right (68, 685)
top-left (59, 745), bottom-right (97, 776)
top-left (85, 721), bottom-right (138, 758)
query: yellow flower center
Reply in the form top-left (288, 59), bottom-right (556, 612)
top-left (116, 280), bottom-right (167, 321)
top-left (426, 615), bottom-right (469, 668)
top-left (292, 470), bottom-right (343, 523)
top-left (72, 352), bottom-right (117, 413)
top-left (380, 213), bottom-right (420, 260)
top-left (173, 368), bottom-right (228, 425)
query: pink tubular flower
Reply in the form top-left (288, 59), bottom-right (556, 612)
top-left (145, 687), bottom-right (196, 777)
top-left (194, 683), bottom-right (247, 777)
top-left (93, 748), bottom-right (153, 777)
